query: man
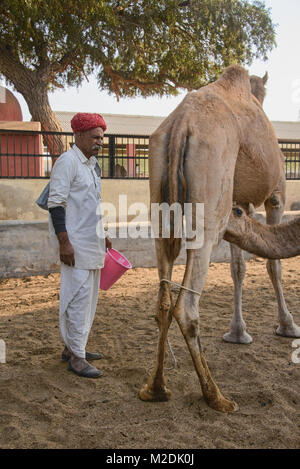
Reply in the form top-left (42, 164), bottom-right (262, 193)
top-left (48, 112), bottom-right (111, 378)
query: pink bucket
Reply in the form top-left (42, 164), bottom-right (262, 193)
top-left (100, 248), bottom-right (132, 290)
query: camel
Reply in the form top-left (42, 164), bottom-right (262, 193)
top-left (139, 65), bottom-right (300, 413)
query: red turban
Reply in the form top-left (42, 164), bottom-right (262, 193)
top-left (71, 113), bottom-right (107, 133)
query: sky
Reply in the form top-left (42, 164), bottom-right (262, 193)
top-left (3, 0), bottom-right (300, 123)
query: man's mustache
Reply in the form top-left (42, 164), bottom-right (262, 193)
top-left (92, 144), bottom-right (102, 150)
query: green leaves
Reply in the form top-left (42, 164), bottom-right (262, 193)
top-left (0, 0), bottom-right (276, 98)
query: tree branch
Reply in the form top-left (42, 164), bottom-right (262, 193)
top-left (49, 49), bottom-right (80, 76)
top-left (0, 42), bottom-right (36, 91)
top-left (103, 65), bottom-right (176, 97)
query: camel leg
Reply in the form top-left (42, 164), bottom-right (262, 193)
top-left (265, 193), bottom-right (300, 338)
top-left (223, 244), bottom-right (253, 344)
top-left (139, 239), bottom-right (174, 401)
top-left (172, 245), bottom-right (238, 413)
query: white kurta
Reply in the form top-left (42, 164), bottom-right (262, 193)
top-left (48, 144), bottom-right (106, 269)
top-left (48, 144), bottom-right (106, 357)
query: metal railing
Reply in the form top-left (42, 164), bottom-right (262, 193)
top-left (0, 129), bottom-right (149, 179)
top-left (0, 129), bottom-right (299, 180)
top-left (279, 140), bottom-right (300, 180)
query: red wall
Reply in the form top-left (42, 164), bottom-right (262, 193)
top-left (0, 88), bottom-right (23, 122)
top-left (0, 133), bottom-right (43, 177)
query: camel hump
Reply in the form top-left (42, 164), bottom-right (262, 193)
top-left (215, 65), bottom-right (251, 96)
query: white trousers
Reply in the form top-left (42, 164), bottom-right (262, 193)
top-left (59, 264), bottom-right (101, 358)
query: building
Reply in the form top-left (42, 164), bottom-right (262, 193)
top-left (55, 111), bottom-right (300, 140)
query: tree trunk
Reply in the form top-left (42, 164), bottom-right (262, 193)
top-left (0, 47), bottom-right (66, 160)
top-left (20, 83), bottom-right (66, 160)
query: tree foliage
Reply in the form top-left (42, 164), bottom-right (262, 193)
top-left (0, 0), bottom-right (276, 127)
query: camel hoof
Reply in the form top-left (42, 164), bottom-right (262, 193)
top-left (276, 324), bottom-right (300, 338)
top-left (207, 396), bottom-right (239, 413)
top-left (223, 331), bottom-right (253, 344)
top-left (139, 383), bottom-right (172, 402)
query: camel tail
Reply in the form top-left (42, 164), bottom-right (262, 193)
top-left (161, 120), bottom-right (188, 263)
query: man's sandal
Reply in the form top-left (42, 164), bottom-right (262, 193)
top-left (61, 349), bottom-right (103, 362)
top-left (67, 361), bottom-right (103, 379)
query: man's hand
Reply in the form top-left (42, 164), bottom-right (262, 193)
top-left (57, 232), bottom-right (75, 266)
top-left (105, 237), bottom-right (112, 251)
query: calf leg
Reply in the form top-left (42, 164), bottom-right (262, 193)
top-left (223, 244), bottom-right (253, 344)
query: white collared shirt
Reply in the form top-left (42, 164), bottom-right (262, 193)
top-left (48, 144), bottom-right (106, 270)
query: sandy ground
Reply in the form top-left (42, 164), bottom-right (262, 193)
top-left (0, 257), bottom-right (299, 449)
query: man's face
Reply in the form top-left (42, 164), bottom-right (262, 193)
top-left (76, 127), bottom-right (104, 158)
